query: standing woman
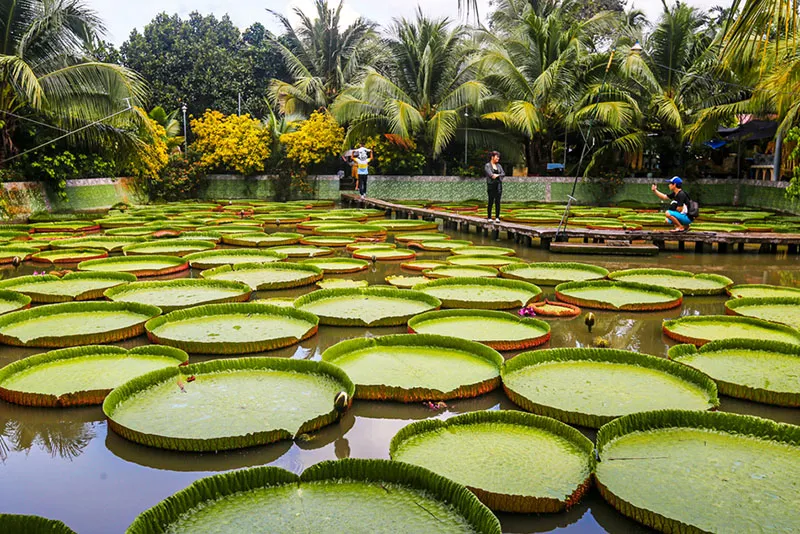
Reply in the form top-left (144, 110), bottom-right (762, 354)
top-left (484, 151), bottom-right (505, 222)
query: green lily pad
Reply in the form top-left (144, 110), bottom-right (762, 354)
top-left (78, 255), bottom-right (189, 277)
top-left (724, 297), bottom-right (800, 329)
top-left (184, 249), bottom-right (287, 269)
top-left (451, 246), bottom-right (516, 256)
top-left (146, 303), bottom-right (318, 354)
top-left (352, 247), bottom-right (416, 261)
top-left (31, 248), bottom-right (108, 264)
top-left (265, 245), bottom-right (334, 258)
top-left (503, 348), bottom-right (719, 428)
top-left (401, 260), bottom-right (450, 271)
top-left (371, 220), bottom-right (439, 232)
top-left (662, 315), bottom-right (800, 346)
top-left (446, 254), bottom-right (525, 268)
top-left (410, 240), bottom-right (473, 252)
top-left (0, 514), bottom-right (76, 534)
top-left (312, 224), bottom-right (387, 237)
top-left (390, 411), bottom-right (594, 513)
top-left (0, 290), bottom-right (31, 315)
top-left (0, 272), bottom-right (135, 302)
top-left (408, 309), bottom-right (551, 351)
top-left (727, 284), bottom-right (800, 299)
top-left (294, 287), bottom-right (440, 327)
top-left (395, 232), bottom-right (451, 243)
top-left (500, 262), bottom-right (609, 285)
top-left (322, 334), bottom-right (502, 401)
top-left (221, 232), bottom-right (302, 247)
top-left (595, 410), bottom-right (800, 533)
top-left (317, 279), bottom-right (370, 289)
top-left (384, 275), bottom-right (429, 288)
top-left (196, 224), bottom-right (264, 234)
top-left (125, 459), bottom-right (500, 533)
top-left (413, 277), bottom-right (542, 310)
top-left (0, 301), bottom-right (161, 348)
top-left (0, 345), bottom-right (187, 407)
top-left (298, 235), bottom-right (357, 247)
top-left (298, 257), bottom-right (369, 274)
top-left (423, 265), bottom-right (498, 279)
top-left (104, 279), bottom-right (252, 312)
top-left (668, 339), bottom-right (800, 406)
top-left (31, 221), bottom-right (99, 233)
top-left (50, 235), bottom-right (147, 252)
top-left (346, 242), bottom-right (396, 252)
top-left (555, 280), bottom-right (683, 311)
top-left (122, 239), bottom-right (216, 257)
top-left (201, 262), bottom-right (323, 290)
top-left (608, 268), bottom-right (733, 296)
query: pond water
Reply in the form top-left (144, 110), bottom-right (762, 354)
top-left (1, 226), bottom-right (799, 533)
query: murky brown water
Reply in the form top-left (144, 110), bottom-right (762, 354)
top-left (1, 228), bottom-right (799, 533)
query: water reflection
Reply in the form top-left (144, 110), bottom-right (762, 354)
top-left (0, 403), bottom-right (101, 461)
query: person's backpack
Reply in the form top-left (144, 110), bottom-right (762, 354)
top-left (687, 198), bottom-right (700, 220)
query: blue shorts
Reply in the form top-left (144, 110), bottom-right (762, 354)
top-left (666, 210), bottom-right (692, 226)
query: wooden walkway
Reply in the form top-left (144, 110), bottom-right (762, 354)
top-left (342, 194), bottom-right (800, 254)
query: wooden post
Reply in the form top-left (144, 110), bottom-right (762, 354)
top-left (541, 237), bottom-right (551, 249)
top-left (653, 240), bottom-right (665, 250)
top-left (678, 241), bottom-right (685, 251)
top-left (718, 243), bottom-right (728, 253)
top-left (737, 242), bottom-right (745, 253)
top-left (695, 241), bottom-right (704, 253)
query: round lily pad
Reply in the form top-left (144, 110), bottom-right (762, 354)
top-left (126, 459), bottom-right (500, 533)
top-left (0, 246), bottom-right (43, 264)
top-left (727, 284), bottom-right (800, 299)
top-left (196, 224), bottom-right (263, 235)
top-left (390, 411), bottom-right (594, 513)
top-left (312, 224), bottom-right (387, 237)
top-left (0, 301), bottom-right (162, 348)
top-left (266, 245), bottom-right (334, 258)
top-left (297, 257), bottom-right (369, 274)
top-left (410, 240), bottom-right (473, 252)
top-left (122, 239), bottom-right (216, 257)
top-left (725, 297), bottom-right (800, 329)
top-left (608, 268), bottom-right (733, 296)
top-left (555, 280), bottom-right (683, 311)
top-left (201, 262), bottom-right (323, 290)
top-left (0, 290), bottom-right (31, 315)
top-left (529, 300), bottom-right (581, 317)
top-left (146, 303), bottom-right (318, 354)
top-left (31, 248), bottom-right (108, 264)
top-left (668, 339), bottom-right (800, 406)
top-left (595, 410), bottom-right (800, 533)
top-left (322, 334), bottom-right (502, 401)
top-left (104, 279), bottom-right (252, 312)
top-left (502, 348), bottom-right (719, 428)
top-left (408, 309), bottom-right (551, 351)
top-left (220, 232), bottom-right (302, 247)
top-left (413, 277), bottom-right (542, 310)
top-left (446, 254), bottom-right (525, 268)
top-left (105, 358), bottom-right (353, 452)
top-left (317, 279), bottom-right (369, 289)
top-left (31, 221), bottom-right (100, 233)
top-left (78, 255), bottom-right (189, 277)
top-left (662, 315), bottom-right (800, 346)
top-left (184, 249), bottom-right (287, 269)
top-left (385, 275), bottom-right (430, 288)
top-left (0, 515), bottom-right (76, 534)
top-left (401, 260), bottom-right (449, 271)
top-left (352, 247), bottom-right (416, 261)
top-left (395, 232), bottom-right (451, 243)
top-left (0, 272), bottom-right (135, 303)
top-left (346, 242), bottom-right (396, 252)
top-left (0, 345), bottom-right (187, 407)
top-left (371, 220), bottom-right (438, 232)
top-left (294, 287), bottom-right (441, 327)
top-left (50, 235), bottom-right (146, 252)
top-left (451, 246), bottom-right (516, 256)
top-left (423, 265), bottom-right (498, 279)
top-left (500, 262), bottom-right (609, 285)
top-left (299, 235), bottom-right (356, 247)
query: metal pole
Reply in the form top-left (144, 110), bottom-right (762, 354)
top-left (182, 103), bottom-right (188, 154)
top-left (464, 109), bottom-right (469, 166)
top-left (238, 93), bottom-right (242, 116)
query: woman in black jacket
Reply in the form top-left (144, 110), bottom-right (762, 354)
top-left (484, 151), bottom-right (505, 222)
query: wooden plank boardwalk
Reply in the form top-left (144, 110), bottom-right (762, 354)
top-left (342, 194), bottom-right (800, 255)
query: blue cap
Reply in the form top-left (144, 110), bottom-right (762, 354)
top-left (667, 176), bottom-right (683, 186)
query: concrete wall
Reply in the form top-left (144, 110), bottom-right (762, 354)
top-left (198, 174), bottom-right (340, 201)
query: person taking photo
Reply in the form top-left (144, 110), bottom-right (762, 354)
top-left (652, 176), bottom-right (693, 232)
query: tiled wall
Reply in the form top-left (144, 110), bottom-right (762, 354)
top-left (199, 175), bottom-right (341, 201)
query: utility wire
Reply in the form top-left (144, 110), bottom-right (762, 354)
top-left (0, 110), bottom-right (68, 133)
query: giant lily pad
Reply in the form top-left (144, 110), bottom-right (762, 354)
top-left (104, 358), bottom-right (353, 451)
top-left (78, 255), bottom-right (189, 277)
top-left (146, 303), bottom-right (318, 354)
top-left (0, 515), bottom-right (76, 534)
top-left (318, 279), bottom-right (370, 289)
top-left (50, 235), bottom-right (146, 252)
top-left (555, 280), bottom-right (683, 311)
top-left (395, 232), bottom-right (451, 243)
top-left (184, 249), bottom-right (287, 269)
top-left (371, 220), bottom-right (439, 232)
top-left (502, 348), bottom-right (719, 428)
top-left (122, 239), bottom-right (216, 257)
top-left (384, 275), bottom-right (429, 288)
top-left (0, 345), bottom-right (187, 407)
top-left (0, 290), bottom-right (31, 315)
top-left (266, 245), bottom-right (334, 258)
top-left (201, 262), bottom-right (323, 290)
top-left (500, 262), bottom-right (609, 285)
top-left (595, 410), bottom-right (800, 533)
top-left (322, 334), bottom-right (502, 401)
top-left (727, 284), bottom-right (800, 299)
top-left (413, 277), bottom-right (542, 310)
top-left (608, 268), bottom-right (733, 296)
top-left (0, 246), bottom-right (48, 264)
top-left (668, 339), bottom-right (800, 406)
top-left (401, 260), bottom-right (449, 271)
top-left (299, 235), bottom-right (356, 247)
top-left (423, 265), bottom-right (498, 279)
top-left (126, 459), bottom-right (500, 533)
top-left (299, 257), bottom-right (369, 274)
top-left (352, 247), bottom-right (416, 261)
top-left (0, 301), bottom-right (161, 348)
top-left (390, 411), bottom-right (594, 513)
top-left (294, 287), bottom-right (440, 327)
top-left (31, 221), bottom-right (99, 233)
top-left (312, 224), bottom-right (387, 237)
top-left (662, 315), bottom-right (800, 346)
top-left (104, 279), bottom-right (252, 312)
top-left (221, 232), bottom-right (302, 247)
top-left (410, 240), bottom-right (473, 252)
top-left (446, 254), bottom-right (525, 268)
top-left (451, 246), bottom-right (516, 256)
top-left (725, 297), bottom-right (800, 329)
top-left (408, 309), bottom-right (551, 351)
top-left (31, 247), bottom-right (108, 264)
top-left (0, 272), bottom-right (135, 302)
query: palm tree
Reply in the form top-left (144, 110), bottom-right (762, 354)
top-left (0, 0), bottom-right (147, 164)
top-left (332, 11), bottom-right (490, 161)
top-left (268, 0), bottom-right (380, 116)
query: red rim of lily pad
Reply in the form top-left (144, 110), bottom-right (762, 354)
top-left (529, 300), bottom-right (582, 317)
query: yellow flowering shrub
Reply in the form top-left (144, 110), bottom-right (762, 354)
top-left (280, 111), bottom-right (344, 169)
top-left (190, 111), bottom-right (271, 175)
top-left (136, 119), bottom-right (169, 177)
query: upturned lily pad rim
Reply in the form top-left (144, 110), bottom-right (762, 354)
top-left (0, 301), bottom-right (162, 348)
top-left (299, 257), bottom-right (369, 273)
top-left (184, 248), bottom-right (288, 269)
top-left (662, 314), bottom-right (800, 346)
top-left (724, 296), bottom-right (800, 328)
top-left (451, 246), bottom-right (517, 256)
top-left (50, 235), bottom-right (147, 251)
top-left (221, 232), bottom-right (302, 247)
top-left (594, 409), bottom-right (800, 534)
top-left (145, 302), bottom-right (319, 354)
top-left (423, 265), bottom-right (499, 279)
top-left (122, 239), bottom-right (217, 256)
top-left (389, 410), bottom-right (595, 513)
top-left (608, 268), bottom-right (734, 296)
top-left (352, 248), bottom-right (416, 261)
top-left (31, 247), bottom-right (109, 264)
top-left (200, 262), bottom-right (323, 290)
top-left (408, 309), bottom-right (551, 351)
top-left (126, 459), bottom-right (501, 534)
top-left (668, 338), bottom-right (800, 406)
top-left (321, 333), bottom-right (502, 401)
top-left (502, 347), bottom-right (719, 428)
top-left (726, 284), bottom-right (800, 298)
top-left (104, 279), bottom-right (252, 312)
top-left (500, 262), bottom-right (610, 285)
top-left (446, 254), bottom-right (526, 266)
top-left (104, 357), bottom-right (353, 452)
top-left (299, 236), bottom-right (356, 246)
top-left (555, 280), bottom-right (683, 311)
top-left (0, 514), bottom-right (77, 534)
top-left (384, 275), bottom-right (430, 288)
top-left (0, 271), bottom-right (136, 302)
top-left (413, 277), bottom-right (543, 309)
top-left (78, 255), bottom-right (189, 277)
top-left (0, 290), bottom-right (31, 315)
top-left (0, 345), bottom-right (188, 407)
top-left (294, 287), bottom-right (441, 327)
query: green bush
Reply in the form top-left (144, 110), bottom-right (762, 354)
top-left (146, 153), bottom-right (204, 201)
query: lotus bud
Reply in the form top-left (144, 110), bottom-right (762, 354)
top-left (584, 312), bottom-right (596, 332)
top-left (334, 391), bottom-right (349, 413)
